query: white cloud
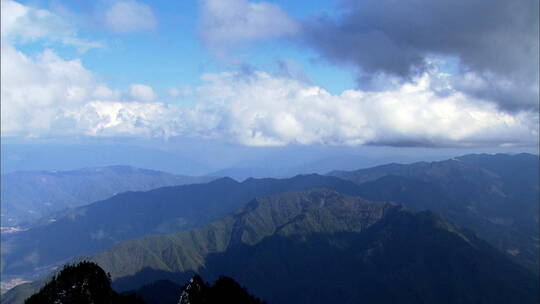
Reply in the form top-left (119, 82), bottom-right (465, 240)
top-left (93, 85), bottom-right (121, 100)
top-left (1, 1), bottom-right (536, 147)
top-left (61, 101), bottom-right (178, 138)
top-left (0, 0), bottom-right (159, 138)
top-left (104, 0), bottom-right (157, 34)
top-left (186, 71), bottom-right (538, 147)
top-left (0, 41), bottom-right (174, 138)
top-left (200, 0), bottom-right (299, 55)
top-left (2, 49), bottom-right (537, 146)
top-left (1, 0), bottom-right (102, 52)
top-left (1, 0), bottom-right (29, 37)
top-left (127, 84), bottom-right (157, 102)
top-left (168, 86), bottom-right (193, 99)
top-left (1, 43), bottom-right (97, 136)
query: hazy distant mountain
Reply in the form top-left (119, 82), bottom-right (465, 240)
top-left (1, 166), bottom-right (214, 227)
top-left (4, 154), bottom-right (538, 287)
top-left (329, 153), bottom-right (540, 271)
top-left (0, 143), bottom-right (211, 176)
top-left (207, 167), bottom-right (286, 181)
top-left (206, 154), bottom-right (448, 181)
top-left (1, 174), bottom-right (363, 283)
top-left (81, 191), bottom-right (537, 303)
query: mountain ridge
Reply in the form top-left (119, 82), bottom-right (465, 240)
top-left (85, 190), bottom-right (539, 303)
top-left (1, 174), bottom-right (364, 283)
top-left (3, 153), bottom-right (538, 300)
top-left (1, 165), bottom-right (215, 228)
top-left (329, 152), bottom-right (539, 271)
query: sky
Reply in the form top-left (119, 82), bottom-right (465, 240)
top-left (1, 0), bottom-right (539, 173)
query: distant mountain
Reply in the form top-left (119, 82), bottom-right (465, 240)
top-left (0, 143), bottom-right (211, 176)
top-left (330, 153), bottom-right (540, 271)
top-left (1, 174), bottom-right (363, 283)
top-left (205, 155), bottom-right (410, 181)
top-left (80, 191), bottom-right (538, 303)
top-left (202, 144), bottom-right (456, 181)
top-left (1, 166), bottom-right (214, 227)
top-left (207, 167), bottom-right (286, 181)
top-left (4, 154), bottom-right (538, 287)
top-left (23, 261), bottom-right (144, 304)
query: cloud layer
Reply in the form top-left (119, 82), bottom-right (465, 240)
top-left (1, 0), bottom-right (538, 148)
top-left (103, 0), bottom-right (157, 34)
top-left (197, 0), bottom-right (539, 112)
top-left (199, 0), bottom-right (299, 55)
top-left (183, 71), bottom-right (538, 147)
top-left (128, 84), bottom-right (157, 102)
top-left (1, 0), bottom-right (102, 51)
top-left (300, 0), bottom-right (539, 111)
top-left (2, 47), bottom-right (537, 147)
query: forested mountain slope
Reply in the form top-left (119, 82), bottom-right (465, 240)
top-left (86, 190), bottom-right (539, 304)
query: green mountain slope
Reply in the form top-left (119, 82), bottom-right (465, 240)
top-left (85, 190), bottom-right (538, 303)
top-left (92, 190), bottom-right (391, 283)
top-left (329, 153), bottom-right (540, 271)
top-left (329, 154), bottom-right (538, 231)
top-left (4, 154), bottom-right (538, 287)
top-left (1, 174), bottom-right (363, 282)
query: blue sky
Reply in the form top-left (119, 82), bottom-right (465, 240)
top-left (1, 0), bottom-right (538, 153)
top-left (13, 0), bottom-right (354, 99)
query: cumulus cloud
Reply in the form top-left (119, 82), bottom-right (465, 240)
top-left (450, 71), bottom-right (539, 112)
top-left (185, 71), bottom-right (537, 147)
top-left (1, 44), bottom-right (96, 136)
top-left (127, 84), bottom-right (157, 102)
top-left (0, 41), bottom-right (175, 138)
top-left (301, 0), bottom-right (539, 111)
top-left (1, 0), bottom-right (537, 147)
top-left (104, 0), bottom-right (157, 34)
top-left (60, 101), bottom-right (179, 138)
top-left (196, 0), bottom-right (538, 111)
top-left (0, 1), bottom-right (155, 137)
top-left (199, 0), bottom-right (299, 55)
top-left (168, 86), bottom-right (193, 99)
top-left (93, 85), bottom-right (121, 100)
top-left (2, 60), bottom-right (538, 146)
top-left (1, 0), bottom-right (102, 52)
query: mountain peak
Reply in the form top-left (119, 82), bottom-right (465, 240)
top-left (24, 262), bottom-right (144, 304)
top-left (208, 176), bottom-right (239, 185)
top-left (178, 275), bottom-right (208, 304)
top-left (177, 275), bottom-right (264, 304)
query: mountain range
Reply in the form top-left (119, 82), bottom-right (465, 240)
top-left (1, 174), bottom-right (366, 283)
top-left (1, 166), bottom-right (214, 227)
top-left (2, 153), bottom-right (538, 303)
top-left (329, 153), bottom-right (539, 271)
top-left (90, 191), bottom-right (538, 303)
